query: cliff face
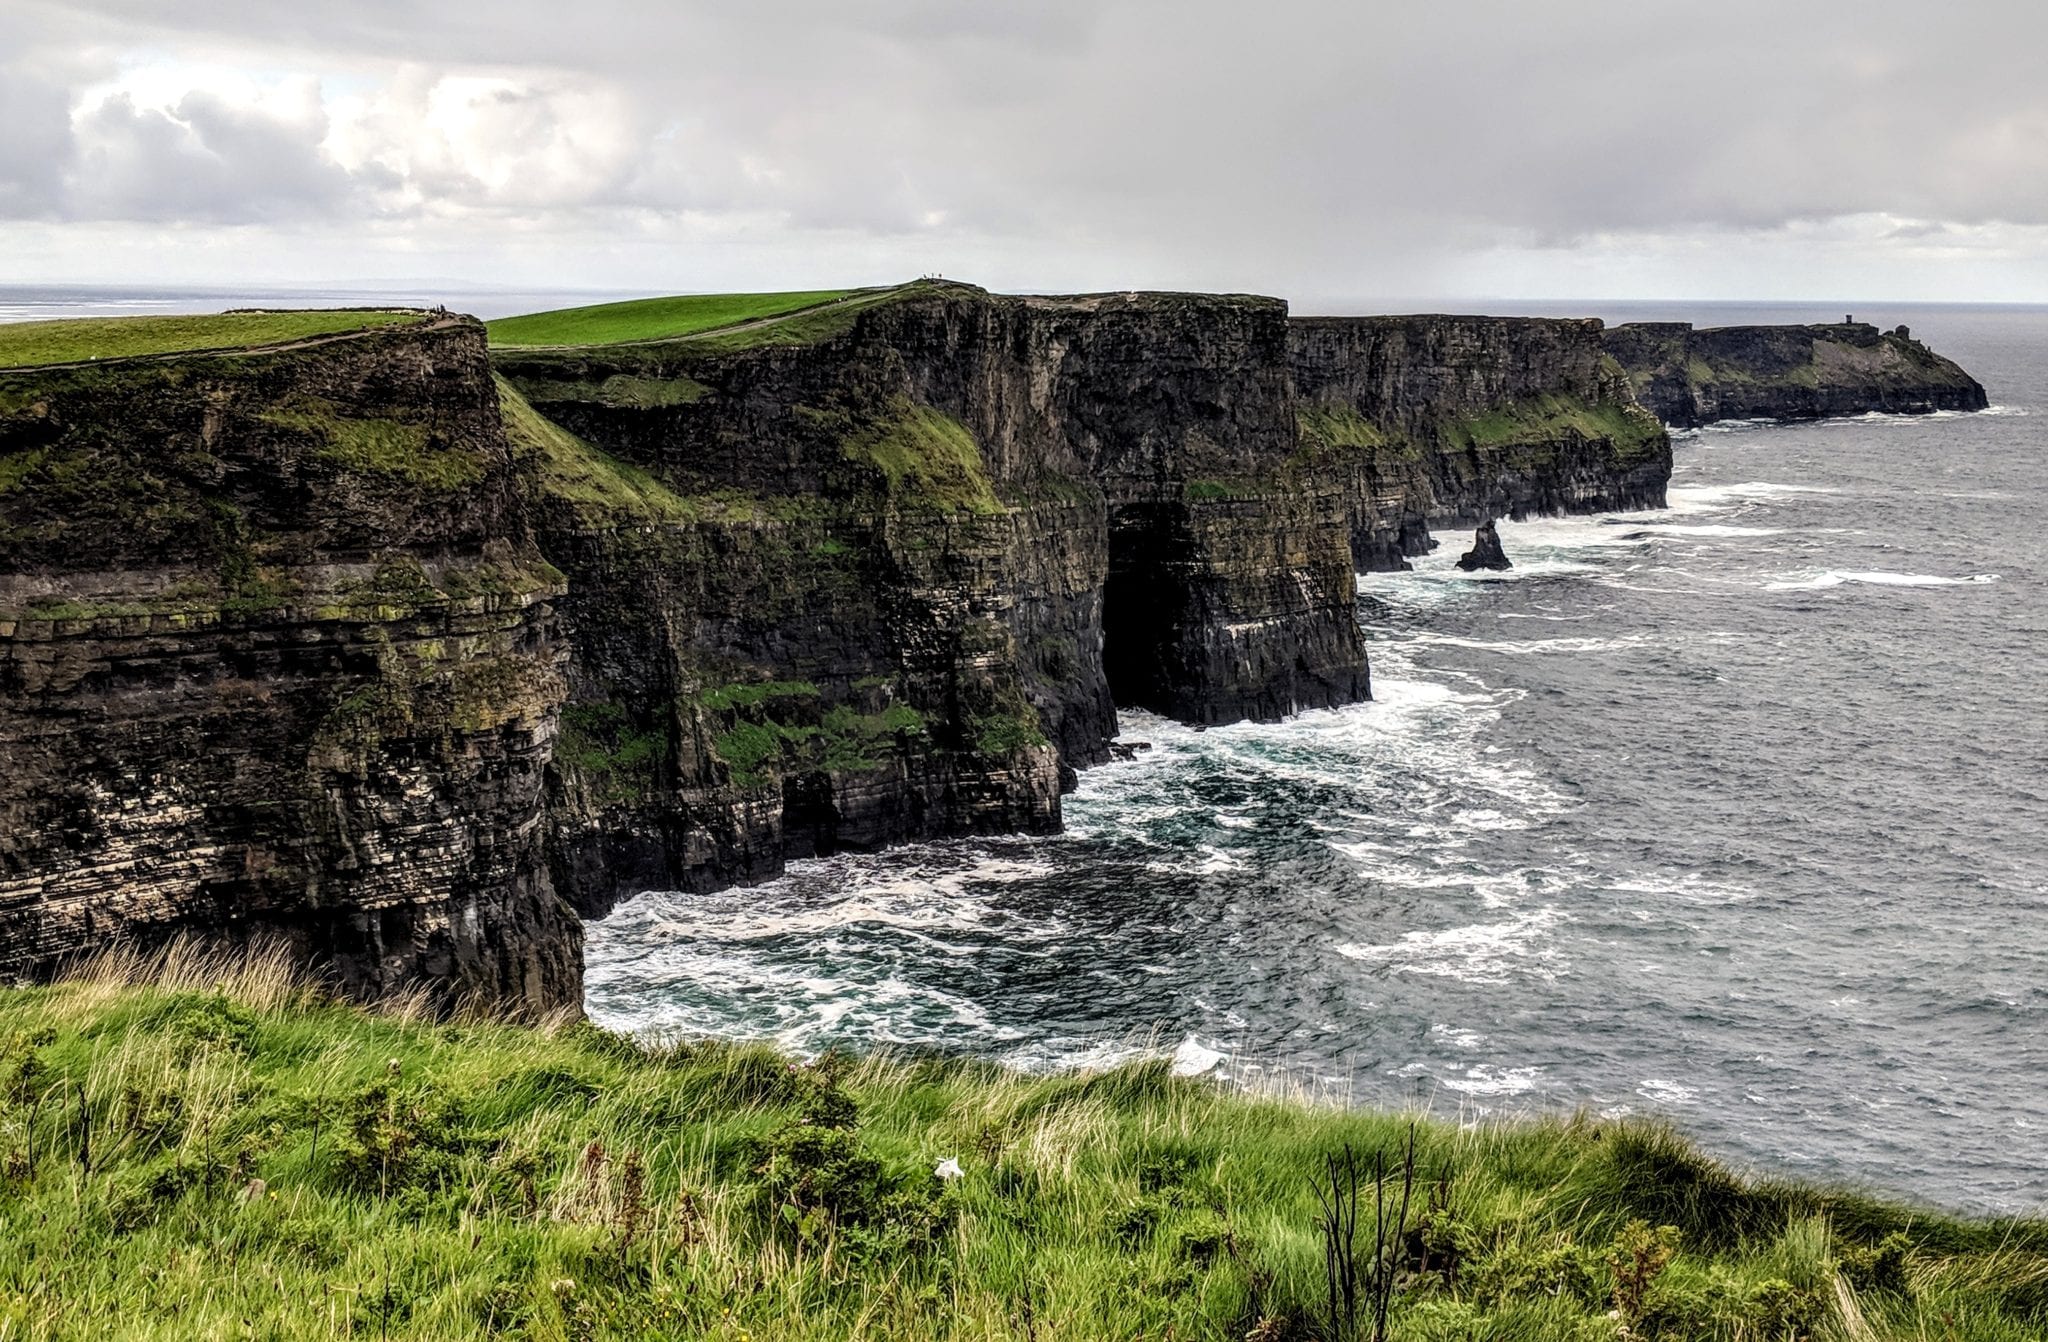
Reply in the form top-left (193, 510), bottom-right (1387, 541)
top-left (0, 319), bottom-right (579, 1011)
top-left (1605, 321), bottom-right (1989, 427)
top-left (494, 285), bottom-right (1368, 911)
top-left (0, 284), bottom-right (1679, 1011)
top-left (1289, 316), bottom-right (1671, 569)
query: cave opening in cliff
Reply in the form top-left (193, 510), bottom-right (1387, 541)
top-left (1100, 503), bottom-right (1198, 719)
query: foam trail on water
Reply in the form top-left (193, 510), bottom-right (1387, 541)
top-left (1764, 570), bottom-right (1999, 591)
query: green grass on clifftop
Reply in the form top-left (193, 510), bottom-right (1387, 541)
top-left (0, 310), bottom-right (422, 369)
top-left (486, 291), bottom-right (857, 348)
top-left (0, 946), bottom-right (2042, 1341)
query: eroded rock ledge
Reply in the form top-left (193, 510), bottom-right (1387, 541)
top-left (1, 284), bottom-right (1678, 1011)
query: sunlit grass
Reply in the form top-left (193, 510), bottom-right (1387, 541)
top-left (485, 291), bottom-right (858, 348)
top-left (0, 310), bottom-right (423, 369)
top-left (0, 941), bottom-right (2039, 1339)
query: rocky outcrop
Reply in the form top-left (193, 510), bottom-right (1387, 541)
top-left (494, 284), bottom-right (1368, 912)
top-left (1456, 520), bottom-right (1511, 572)
top-left (0, 318), bottom-right (580, 1011)
top-left (1604, 321), bottom-right (1989, 427)
top-left (1290, 316), bottom-right (1671, 570)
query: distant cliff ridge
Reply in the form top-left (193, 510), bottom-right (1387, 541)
top-left (1289, 315), bottom-right (1670, 569)
top-left (1605, 320), bottom-right (1989, 427)
top-left (0, 282), bottom-right (1682, 1010)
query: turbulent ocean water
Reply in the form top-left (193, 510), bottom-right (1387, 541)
top-left (582, 304), bottom-right (2048, 1214)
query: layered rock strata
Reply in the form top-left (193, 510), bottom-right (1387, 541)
top-left (1289, 316), bottom-right (1671, 570)
top-left (493, 285), bottom-right (1369, 913)
top-left (1604, 321), bottom-right (1988, 427)
top-left (1, 283), bottom-right (1685, 1010)
top-left (0, 318), bottom-right (580, 1010)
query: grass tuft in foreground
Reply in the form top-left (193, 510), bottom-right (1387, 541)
top-left (0, 310), bottom-right (424, 369)
top-left (0, 943), bottom-right (2041, 1340)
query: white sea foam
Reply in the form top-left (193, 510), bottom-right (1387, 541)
top-left (1763, 570), bottom-right (1999, 591)
top-left (1171, 1036), bottom-right (1230, 1076)
top-left (1637, 1079), bottom-right (1699, 1106)
top-left (1406, 630), bottom-right (1649, 657)
top-left (1438, 1064), bottom-right (1546, 1097)
top-left (1604, 871), bottom-right (1759, 906)
top-left (1335, 907), bottom-right (1568, 984)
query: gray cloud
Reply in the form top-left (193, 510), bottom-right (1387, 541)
top-left (5, 0), bottom-right (2047, 295)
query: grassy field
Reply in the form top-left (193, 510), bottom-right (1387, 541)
top-left (0, 946), bottom-right (2041, 1341)
top-left (0, 310), bottom-right (423, 369)
top-left (485, 291), bottom-right (858, 347)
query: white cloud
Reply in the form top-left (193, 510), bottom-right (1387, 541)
top-left (5, 0), bottom-right (2048, 299)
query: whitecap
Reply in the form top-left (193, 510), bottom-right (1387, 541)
top-left (1637, 1079), bottom-right (1699, 1105)
top-left (1439, 1064), bottom-right (1546, 1097)
top-left (1764, 570), bottom-right (1999, 591)
top-left (1406, 631), bottom-right (1649, 656)
top-left (1334, 907), bottom-right (1569, 984)
top-left (1429, 1024), bottom-right (1486, 1050)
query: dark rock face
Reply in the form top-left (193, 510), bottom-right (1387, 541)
top-left (1604, 321), bottom-right (1989, 427)
top-left (1456, 519), bottom-right (1512, 571)
top-left (495, 285), bottom-right (1369, 912)
top-left (0, 320), bottom-right (580, 1012)
top-left (0, 284), bottom-right (1681, 1011)
top-left (1289, 316), bottom-right (1672, 570)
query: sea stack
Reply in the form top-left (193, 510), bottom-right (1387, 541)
top-left (1456, 519), bottom-right (1512, 571)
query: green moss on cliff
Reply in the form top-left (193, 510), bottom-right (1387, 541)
top-left (515, 373), bottom-right (712, 409)
top-left (1295, 405), bottom-right (1395, 457)
top-left (698, 680), bottom-right (821, 711)
top-left (557, 702), bottom-right (671, 803)
top-left (498, 377), bottom-right (699, 525)
top-left (840, 402), bottom-right (1003, 514)
top-left (1446, 394), bottom-right (1667, 463)
top-left (260, 403), bottom-right (490, 490)
top-left (700, 679), bottom-right (935, 786)
top-left (967, 692), bottom-right (1049, 756)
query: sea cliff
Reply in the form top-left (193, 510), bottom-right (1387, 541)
top-left (0, 284), bottom-right (1677, 1008)
top-left (1290, 315), bottom-right (1670, 569)
top-left (1605, 320), bottom-right (1988, 427)
top-left (0, 316), bottom-right (579, 1011)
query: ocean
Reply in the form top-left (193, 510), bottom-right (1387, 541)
top-left (581, 302), bottom-right (2048, 1214)
top-left (7, 288), bottom-right (2040, 1213)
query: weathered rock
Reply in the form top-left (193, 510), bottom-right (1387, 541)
top-left (0, 318), bottom-right (579, 1012)
top-left (1289, 315), bottom-right (1671, 570)
top-left (1455, 519), bottom-right (1512, 571)
top-left (0, 282), bottom-right (1684, 1010)
top-left (495, 283), bottom-right (1370, 911)
top-left (1603, 321), bottom-right (1988, 427)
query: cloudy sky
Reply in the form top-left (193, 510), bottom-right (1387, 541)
top-left (6, 0), bottom-right (2048, 305)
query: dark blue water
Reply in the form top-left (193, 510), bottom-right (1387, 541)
top-left (585, 305), bottom-right (2048, 1214)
